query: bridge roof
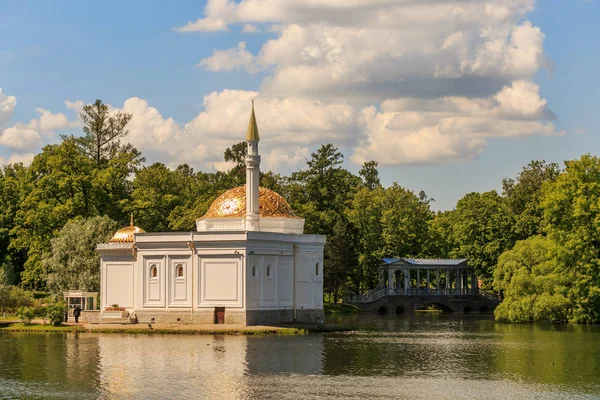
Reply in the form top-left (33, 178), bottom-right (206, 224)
top-left (382, 258), bottom-right (468, 266)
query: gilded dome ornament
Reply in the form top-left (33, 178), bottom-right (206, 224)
top-left (109, 214), bottom-right (146, 243)
top-left (201, 186), bottom-right (300, 219)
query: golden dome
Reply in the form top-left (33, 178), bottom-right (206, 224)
top-left (110, 215), bottom-right (146, 243)
top-left (201, 186), bottom-right (300, 219)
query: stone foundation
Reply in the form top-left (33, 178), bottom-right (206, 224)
top-left (129, 308), bottom-right (324, 326)
top-left (134, 310), bottom-right (246, 325)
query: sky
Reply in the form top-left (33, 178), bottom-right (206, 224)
top-left (0, 0), bottom-right (598, 210)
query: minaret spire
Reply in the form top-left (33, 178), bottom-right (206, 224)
top-left (245, 100), bottom-right (261, 231)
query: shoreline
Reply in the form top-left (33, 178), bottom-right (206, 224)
top-left (0, 320), bottom-right (351, 335)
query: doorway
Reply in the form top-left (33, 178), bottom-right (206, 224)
top-left (214, 307), bottom-right (225, 324)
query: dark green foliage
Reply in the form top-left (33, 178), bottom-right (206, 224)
top-left (17, 306), bottom-right (37, 325)
top-left (47, 303), bottom-right (67, 326)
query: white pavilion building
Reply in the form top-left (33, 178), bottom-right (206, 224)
top-left (97, 104), bottom-right (326, 325)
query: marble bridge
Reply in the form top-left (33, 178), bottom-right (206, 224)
top-left (344, 258), bottom-right (500, 314)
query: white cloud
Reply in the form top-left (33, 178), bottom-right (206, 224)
top-left (0, 102), bottom-right (78, 153)
top-left (65, 100), bottom-right (84, 114)
top-left (199, 42), bottom-right (257, 72)
top-left (173, 0), bottom-right (560, 166)
top-left (353, 81), bottom-right (562, 165)
top-left (0, 152), bottom-right (35, 166)
top-left (0, 88), bottom-right (17, 128)
top-left (0, 124), bottom-right (42, 151)
top-left (242, 24), bottom-right (258, 33)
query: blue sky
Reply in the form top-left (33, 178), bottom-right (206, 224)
top-left (0, 0), bottom-right (598, 210)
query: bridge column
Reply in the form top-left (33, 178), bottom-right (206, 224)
top-left (417, 269), bottom-right (420, 292)
top-left (388, 267), bottom-right (393, 294)
top-left (446, 269), bottom-right (450, 292)
top-left (457, 269), bottom-right (462, 292)
top-left (436, 269), bottom-right (440, 292)
top-left (405, 268), bottom-right (410, 294)
top-left (426, 269), bottom-right (430, 293)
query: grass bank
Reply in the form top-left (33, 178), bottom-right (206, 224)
top-left (324, 303), bottom-right (363, 315)
top-left (0, 323), bottom-right (85, 332)
top-left (0, 322), bottom-right (305, 335)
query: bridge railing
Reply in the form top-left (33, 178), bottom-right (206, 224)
top-left (343, 288), bottom-right (388, 304)
top-left (345, 287), bottom-right (482, 303)
top-left (478, 290), bottom-right (501, 302)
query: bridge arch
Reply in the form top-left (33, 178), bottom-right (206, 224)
top-left (395, 306), bottom-right (404, 314)
top-left (378, 306), bottom-right (387, 314)
top-left (463, 306), bottom-right (473, 313)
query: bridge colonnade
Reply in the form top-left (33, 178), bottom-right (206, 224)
top-left (379, 258), bottom-right (478, 296)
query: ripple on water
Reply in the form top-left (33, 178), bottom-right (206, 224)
top-left (0, 316), bottom-right (599, 399)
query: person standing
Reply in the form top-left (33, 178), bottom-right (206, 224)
top-left (73, 306), bottom-right (82, 323)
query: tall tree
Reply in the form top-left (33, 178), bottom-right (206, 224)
top-left (10, 140), bottom-right (97, 289)
top-left (223, 141), bottom-right (248, 187)
top-left (503, 160), bottom-right (560, 239)
top-left (449, 191), bottom-right (515, 287)
top-left (493, 236), bottom-right (570, 323)
top-left (0, 163), bottom-right (28, 284)
top-left (359, 161), bottom-right (381, 190)
top-left (324, 218), bottom-right (359, 303)
top-left (347, 187), bottom-right (385, 291)
top-left (44, 216), bottom-right (118, 293)
top-left (71, 99), bottom-right (138, 166)
top-left (541, 154), bottom-right (600, 323)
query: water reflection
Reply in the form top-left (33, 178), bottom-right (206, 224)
top-left (1, 315), bottom-right (600, 400)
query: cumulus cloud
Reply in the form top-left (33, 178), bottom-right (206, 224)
top-left (353, 81), bottom-right (563, 165)
top-left (0, 88), bottom-right (17, 128)
top-left (242, 24), bottom-right (258, 33)
top-left (0, 152), bottom-right (35, 166)
top-left (174, 0), bottom-right (560, 166)
top-left (0, 102), bottom-right (78, 155)
top-left (98, 90), bottom-right (355, 172)
top-left (199, 42), bottom-right (257, 72)
top-left (0, 124), bottom-right (42, 151)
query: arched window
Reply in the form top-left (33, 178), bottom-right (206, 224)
top-left (150, 265), bottom-right (158, 278)
top-left (176, 264), bottom-right (184, 278)
top-left (266, 265), bottom-right (271, 277)
top-left (316, 262), bottom-right (319, 276)
top-left (252, 265), bottom-right (256, 277)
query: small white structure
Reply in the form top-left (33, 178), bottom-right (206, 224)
top-left (97, 104), bottom-right (326, 325)
top-left (63, 291), bottom-right (98, 318)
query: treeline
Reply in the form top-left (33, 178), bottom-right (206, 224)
top-left (1, 99), bottom-right (600, 323)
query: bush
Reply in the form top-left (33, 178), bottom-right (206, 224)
top-left (47, 303), bottom-right (67, 327)
top-left (35, 305), bottom-right (49, 324)
top-left (17, 307), bottom-right (37, 325)
top-left (0, 285), bottom-right (34, 315)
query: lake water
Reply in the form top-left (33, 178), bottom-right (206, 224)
top-left (1, 314), bottom-right (600, 399)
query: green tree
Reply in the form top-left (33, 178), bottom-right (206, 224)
top-left (347, 187), bottom-right (385, 291)
top-left (10, 140), bottom-right (97, 289)
top-left (541, 154), bottom-right (600, 323)
top-left (359, 161), bottom-right (381, 190)
top-left (325, 218), bottom-right (359, 303)
top-left (380, 183), bottom-right (433, 259)
top-left (503, 160), bottom-right (560, 239)
top-left (0, 163), bottom-right (29, 284)
top-left (449, 191), bottom-right (515, 287)
top-left (69, 99), bottom-right (137, 167)
top-left (43, 216), bottom-right (119, 294)
top-left (493, 236), bottom-right (570, 323)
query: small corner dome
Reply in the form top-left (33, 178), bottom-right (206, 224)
top-left (109, 221), bottom-right (146, 243)
top-left (200, 185), bottom-right (300, 220)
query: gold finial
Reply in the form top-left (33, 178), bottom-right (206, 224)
top-left (246, 99), bottom-right (259, 141)
top-left (130, 213), bottom-right (134, 227)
